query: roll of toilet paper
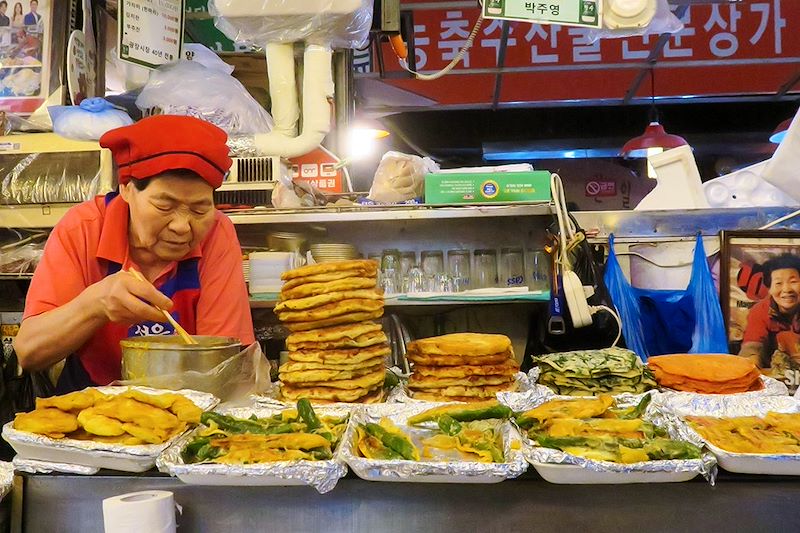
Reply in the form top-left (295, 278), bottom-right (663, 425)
top-left (103, 490), bottom-right (177, 533)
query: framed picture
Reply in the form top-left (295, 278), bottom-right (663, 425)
top-left (0, 0), bottom-right (68, 115)
top-left (720, 230), bottom-right (800, 390)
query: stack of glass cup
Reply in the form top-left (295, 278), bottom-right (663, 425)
top-left (376, 247), bottom-right (551, 294)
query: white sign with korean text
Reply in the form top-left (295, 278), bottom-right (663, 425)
top-left (483, 0), bottom-right (602, 29)
top-left (118, 0), bottom-right (184, 69)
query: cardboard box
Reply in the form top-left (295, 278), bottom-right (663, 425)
top-left (424, 171), bottom-right (551, 205)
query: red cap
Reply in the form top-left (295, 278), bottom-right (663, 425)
top-left (99, 115), bottom-right (232, 189)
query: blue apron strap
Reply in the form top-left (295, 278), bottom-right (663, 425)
top-left (104, 191), bottom-right (119, 205)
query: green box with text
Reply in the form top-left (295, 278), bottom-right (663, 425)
top-left (424, 171), bottom-right (551, 205)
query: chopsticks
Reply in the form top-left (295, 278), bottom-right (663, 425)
top-left (126, 268), bottom-right (198, 345)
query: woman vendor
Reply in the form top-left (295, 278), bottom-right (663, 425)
top-left (13, 115), bottom-right (255, 392)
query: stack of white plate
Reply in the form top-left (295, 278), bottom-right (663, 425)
top-left (310, 243), bottom-right (360, 263)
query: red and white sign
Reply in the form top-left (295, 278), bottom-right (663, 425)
top-left (585, 180), bottom-right (616, 197)
top-left (288, 147), bottom-right (345, 193)
top-left (370, 1), bottom-right (799, 105)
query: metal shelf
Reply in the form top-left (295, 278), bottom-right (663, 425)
top-left (227, 203), bottom-right (553, 225)
top-left (0, 273), bottom-right (33, 280)
top-left (1, 204), bottom-right (78, 229)
top-left (249, 294), bottom-right (549, 308)
top-left (573, 206), bottom-right (800, 241)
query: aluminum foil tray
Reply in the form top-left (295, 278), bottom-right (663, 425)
top-left (157, 405), bottom-right (349, 493)
top-left (341, 402), bottom-right (528, 483)
top-left (661, 394), bottom-right (800, 476)
top-left (12, 457), bottom-right (99, 476)
top-left (515, 393), bottom-right (716, 484)
top-left (0, 462), bottom-right (12, 501)
top-left (2, 386), bottom-right (218, 473)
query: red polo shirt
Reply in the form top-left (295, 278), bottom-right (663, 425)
top-left (23, 194), bottom-right (255, 385)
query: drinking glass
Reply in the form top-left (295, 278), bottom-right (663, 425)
top-left (403, 266), bottom-right (425, 293)
top-left (400, 252), bottom-right (417, 279)
top-left (473, 249), bottom-right (498, 288)
top-left (380, 249), bottom-right (401, 294)
top-left (526, 249), bottom-right (551, 292)
top-left (499, 247), bottom-right (525, 288)
top-left (433, 273), bottom-right (456, 293)
top-left (447, 249), bottom-right (471, 291)
top-left (420, 250), bottom-right (444, 277)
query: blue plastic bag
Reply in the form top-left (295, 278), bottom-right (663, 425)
top-left (49, 97), bottom-right (133, 141)
top-left (603, 233), bottom-right (727, 360)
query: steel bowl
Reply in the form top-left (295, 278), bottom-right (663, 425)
top-left (120, 336), bottom-right (242, 381)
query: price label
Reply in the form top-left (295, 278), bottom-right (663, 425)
top-left (483, 0), bottom-right (602, 29)
top-left (118, 0), bottom-right (185, 69)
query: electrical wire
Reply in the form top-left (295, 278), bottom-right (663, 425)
top-left (550, 173), bottom-right (577, 271)
top-left (592, 304), bottom-right (622, 348)
top-left (760, 208), bottom-right (800, 229)
top-left (399, 14), bottom-right (484, 81)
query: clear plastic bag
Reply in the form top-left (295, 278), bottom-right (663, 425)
top-left (135, 60), bottom-right (274, 136)
top-left (587, 0), bottom-right (683, 43)
top-left (49, 98), bottom-right (133, 141)
top-left (181, 43), bottom-right (235, 75)
top-left (368, 151), bottom-right (439, 204)
top-left (0, 235), bottom-right (45, 274)
top-left (0, 154), bottom-right (107, 205)
top-left (209, 0), bottom-right (373, 49)
top-left (114, 343), bottom-right (271, 405)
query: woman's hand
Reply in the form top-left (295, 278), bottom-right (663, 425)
top-left (85, 271), bottom-right (173, 324)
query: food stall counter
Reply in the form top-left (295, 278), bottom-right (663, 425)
top-left (14, 470), bottom-right (800, 533)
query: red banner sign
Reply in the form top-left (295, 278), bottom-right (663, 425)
top-left (370, 1), bottom-right (799, 105)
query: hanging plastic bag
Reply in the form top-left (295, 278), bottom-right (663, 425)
top-left (49, 98), bottom-right (133, 141)
top-left (603, 233), bottom-right (727, 360)
top-left (367, 151), bottom-right (438, 204)
top-left (587, 0), bottom-right (683, 44)
top-left (135, 60), bottom-right (273, 136)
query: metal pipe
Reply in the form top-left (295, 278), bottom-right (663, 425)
top-left (331, 49), bottom-right (355, 156)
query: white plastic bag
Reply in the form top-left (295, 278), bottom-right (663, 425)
top-left (136, 60), bottom-right (273, 135)
top-left (49, 97), bottom-right (133, 141)
top-left (209, 0), bottom-right (373, 49)
top-left (367, 151), bottom-right (439, 204)
top-left (587, 0), bottom-right (683, 43)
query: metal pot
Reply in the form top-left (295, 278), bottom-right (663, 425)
top-left (120, 336), bottom-right (242, 381)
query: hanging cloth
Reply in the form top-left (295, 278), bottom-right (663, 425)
top-left (603, 233), bottom-right (727, 360)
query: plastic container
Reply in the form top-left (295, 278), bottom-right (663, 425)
top-left (248, 252), bottom-right (296, 294)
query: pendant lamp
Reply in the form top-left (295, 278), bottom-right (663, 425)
top-left (620, 68), bottom-right (688, 158)
top-left (769, 117), bottom-right (793, 144)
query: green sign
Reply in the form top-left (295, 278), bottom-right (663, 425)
top-left (184, 0), bottom-right (251, 52)
top-left (483, 0), bottom-right (601, 29)
top-left (424, 171), bottom-right (552, 205)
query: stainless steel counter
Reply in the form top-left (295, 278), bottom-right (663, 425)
top-left (16, 471), bottom-right (800, 533)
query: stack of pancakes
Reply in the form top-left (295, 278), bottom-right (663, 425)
top-left (275, 260), bottom-right (389, 403)
top-left (647, 354), bottom-right (763, 394)
top-left (407, 333), bottom-right (519, 402)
